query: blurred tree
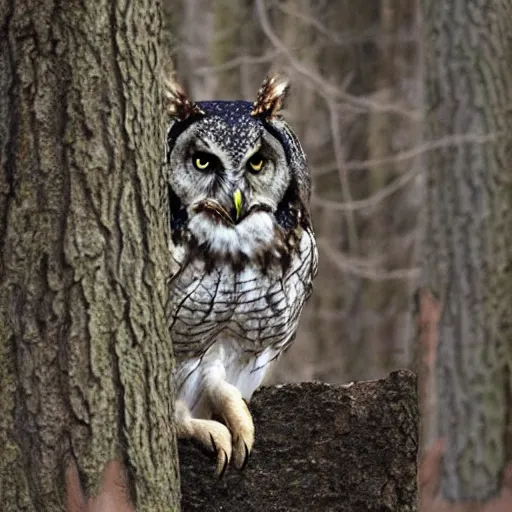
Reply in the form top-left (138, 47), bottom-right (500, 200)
top-left (0, 2), bottom-right (178, 511)
top-left (211, 0), bottom-right (244, 99)
top-left (423, 0), bottom-right (512, 502)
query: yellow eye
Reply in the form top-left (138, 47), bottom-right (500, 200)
top-left (192, 152), bottom-right (220, 172)
top-left (194, 156), bottom-right (210, 170)
top-left (248, 154), bottom-right (265, 173)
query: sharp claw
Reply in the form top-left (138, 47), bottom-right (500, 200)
top-left (209, 433), bottom-right (217, 454)
top-left (218, 449), bottom-right (228, 479)
top-left (210, 433), bottom-right (229, 478)
top-left (240, 441), bottom-right (250, 471)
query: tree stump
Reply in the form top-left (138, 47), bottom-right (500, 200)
top-left (179, 370), bottom-right (418, 511)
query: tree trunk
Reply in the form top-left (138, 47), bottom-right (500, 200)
top-left (0, 1), bottom-right (179, 511)
top-left (423, 0), bottom-right (512, 501)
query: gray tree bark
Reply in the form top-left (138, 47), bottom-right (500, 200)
top-left (423, 0), bottom-right (512, 501)
top-left (0, 1), bottom-right (179, 510)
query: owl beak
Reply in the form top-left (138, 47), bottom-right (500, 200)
top-left (232, 189), bottom-right (243, 222)
top-left (193, 190), bottom-right (244, 225)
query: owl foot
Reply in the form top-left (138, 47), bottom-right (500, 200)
top-left (208, 380), bottom-right (255, 470)
top-left (175, 399), bottom-right (232, 477)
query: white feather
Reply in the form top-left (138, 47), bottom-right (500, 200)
top-left (272, 79), bottom-right (288, 99)
top-left (187, 211), bottom-right (275, 256)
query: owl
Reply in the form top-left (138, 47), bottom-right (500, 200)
top-left (165, 75), bottom-right (318, 476)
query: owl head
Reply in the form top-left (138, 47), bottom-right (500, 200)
top-left (165, 75), bottom-right (312, 262)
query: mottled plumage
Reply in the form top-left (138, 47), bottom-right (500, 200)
top-left (165, 75), bottom-right (318, 474)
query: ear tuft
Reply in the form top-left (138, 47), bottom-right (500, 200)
top-left (164, 76), bottom-right (205, 121)
top-left (251, 74), bottom-right (289, 119)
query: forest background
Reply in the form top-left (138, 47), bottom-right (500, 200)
top-left (1, 0), bottom-right (511, 510)
top-left (164, 2), bottom-right (512, 509)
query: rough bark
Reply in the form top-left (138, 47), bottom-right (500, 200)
top-left (0, 1), bottom-right (179, 510)
top-left (423, 0), bottom-right (512, 501)
top-left (179, 370), bottom-right (418, 512)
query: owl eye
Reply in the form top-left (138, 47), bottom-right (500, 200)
top-left (192, 152), bottom-right (214, 171)
top-left (247, 153), bottom-right (265, 173)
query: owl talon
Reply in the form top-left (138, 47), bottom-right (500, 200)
top-left (240, 441), bottom-right (250, 471)
top-left (217, 449), bottom-right (229, 479)
top-left (175, 400), bottom-right (233, 475)
top-left (206, 380), bottom-right (255, 470)
top-left (232, 434), bottom-right (253, 470)
top-left (210, 434), bottom-right (230, 478)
